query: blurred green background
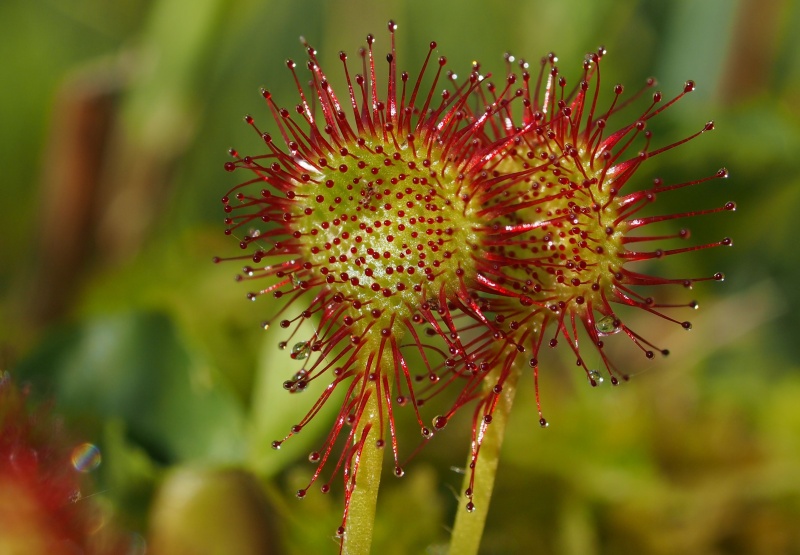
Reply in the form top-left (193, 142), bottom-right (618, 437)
top-left (2, 0), bottom-right (800, 553)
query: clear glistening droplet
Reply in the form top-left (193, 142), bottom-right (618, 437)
top-left (291, 341), bottom-right (311, 360)
top-left (595, 315), bottom-right (620, 335)
top-left (588, 369), bottom-right (604, 385)
top-left (70, 443), bottom-right (102, 473)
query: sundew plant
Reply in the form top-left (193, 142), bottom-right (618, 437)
top-left (219, 20), bottom-right (732, 555)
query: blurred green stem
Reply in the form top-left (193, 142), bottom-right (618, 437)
top-left (341, 385), bottom-right (383, 555)
top-left (447, 361), bottom-right (522, 555)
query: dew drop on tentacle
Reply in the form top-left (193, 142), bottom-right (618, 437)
top-left (291, 341), bottom-right (312, 360)
top-left (587, 369), bottom-right (603, 386)
top-left (595, 314), bottom-right (621, 335)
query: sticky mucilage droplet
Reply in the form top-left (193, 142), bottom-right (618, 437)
top-left (595, 314), bottom-right (621, 335)
top-left (291, 341), bottom-right (311, 360)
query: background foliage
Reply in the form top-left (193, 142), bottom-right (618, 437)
top-left (2, 0), bottom-right (800, 553)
